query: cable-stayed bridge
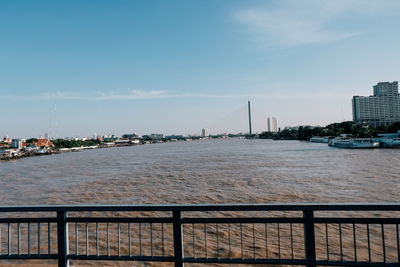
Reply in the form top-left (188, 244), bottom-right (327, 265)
top-left (207, 102), bottom-right (272, 135)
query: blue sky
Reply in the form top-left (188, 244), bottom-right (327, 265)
top-left (1, 0), bottom-right (400, 138)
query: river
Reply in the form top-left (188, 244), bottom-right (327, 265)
top-left (0, 138), bottom-right (399, 205)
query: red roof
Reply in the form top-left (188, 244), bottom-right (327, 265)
top-left (36, 139), bottom-right (54, 147)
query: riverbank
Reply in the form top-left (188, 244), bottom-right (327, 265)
top-left (0, 149), bottom-right (59, 161)
top-left (0, 136), bottom-right (225, 162)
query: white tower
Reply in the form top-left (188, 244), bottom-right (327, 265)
top-left (202, 128), bottom-right (209, 137)
top-left (267, 117), bottom-right (278, 132)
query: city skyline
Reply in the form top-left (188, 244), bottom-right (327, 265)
top-left (2, 0), bottom-right (400, 137)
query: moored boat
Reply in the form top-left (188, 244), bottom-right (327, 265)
top-left (329, 138), bottom-right (379, 149)
top-left (378, 138), bottom-right (400, 148)
top-left (34, 148), bottom-right (50, 155)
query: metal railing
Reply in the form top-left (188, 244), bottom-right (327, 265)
top-left (0, 203), bottom-right (400, 266)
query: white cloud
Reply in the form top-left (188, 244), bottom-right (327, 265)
top-left (42, 92), bottom-right (82, 100)
top-left (95, 90), bottom-right (167, 100)
top-left (37, 89), bottom-right (347, 102)
top-left (94, 90), bottom-right (238, 100)
top-left (37, 89), bottom-right (238, 101)
top-left (235, 9), bottom-right (354, 46)
top-left (234, 0), bottom-right (400, 46)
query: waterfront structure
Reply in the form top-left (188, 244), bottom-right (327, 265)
top-left (11, 139), bottom-right (22, 149)
top-left (352, 81), bottom-right (400, 126)
top-left (202, 128), bottom-right (209, 137)
top-left (122, 133), bottom-right (140, 139)
top-left (3, 135), bottom-right (11, 144)
top-left (150, 133), bottom-right (164, 140)
top-left (267, 117), bottom-right (278, 132)
top-left (141, 134), bottom-right (165, 141)
top-left (165, 135), bottom-right (185, 141)
top-left (36, 138), bottom-right (54, 148)
top-left (102, 135), bottom-right (118, 142)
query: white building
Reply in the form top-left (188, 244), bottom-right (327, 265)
top-left (201, 128), bottom-right (209, 137)
top-left (352, 81), bottom-right (400, 126)
top-left (267, 117), bottom-right (278, 132)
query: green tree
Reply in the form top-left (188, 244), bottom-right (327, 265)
top-left (387, 121), bottom-right (400, 133)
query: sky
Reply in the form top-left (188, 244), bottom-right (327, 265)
top-left (1, 0), bottom-right (400, 138)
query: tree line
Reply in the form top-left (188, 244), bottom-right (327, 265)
top-left (51, 139), bottom-right (101, 149)
top-left (259, 121), bottom-right (400, 141)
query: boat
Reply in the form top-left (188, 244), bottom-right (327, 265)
top-left (378, 138), bottom-right (400, 148)
top-left (309, 136), bottom-right (331, 143)
top-left (34, 148), bottom-right (50, 155)
top-left (329, 138), bottom-right (380, 148)
top-left (329, 138), bottom-right (350, 147)
top-left (374, 132), bottom-right (400, 148)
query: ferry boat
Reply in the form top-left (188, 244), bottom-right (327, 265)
top-left (378, 138), bottom-right (400, 148)
top-left (374, 131), bottom-right (400, 148)
top-left (329, 138), bottom-right (380, 149)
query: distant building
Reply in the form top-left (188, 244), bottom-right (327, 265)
top-left (122, 133), bottom-right (140, 139)
top-left (11, 139), bottom-right (22, 149)
top-left (352, 81), bottom-right (400, 126)
top-left (267, 117), bottom-right (278, 132)
top-left (102, 135), bottom-right (118, 142)
top-left (202, 128), bottom-right (209, 137)
top-left (3, 135), bottom-right (11, 144)
top-left (165, 135), bottom-right (185, 141)
top-left (141, 134), bottom-right (164, 141)
top-left (36, 139), bottom-right (54, 148)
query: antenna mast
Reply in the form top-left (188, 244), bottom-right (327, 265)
top-left (248, 100), bottom-right (252, 135)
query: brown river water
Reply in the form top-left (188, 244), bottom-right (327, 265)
top-left (0, 138), bottom-right (399, 266)
top-left (1, 138), bottom-right (399, 205)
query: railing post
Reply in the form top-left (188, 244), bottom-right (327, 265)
top-left (173, 210), bottom-right (184, 267)
top-left (303, 210), bottom-right (316, 267)
top-left (57, 211), bottom-right (69, 267)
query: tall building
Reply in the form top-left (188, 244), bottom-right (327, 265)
top-left (202, 128), bottom-right (209, 137)
top-left (267, 117), bottom-right (278, 132)
top-left (11, 139), bottom-right (22, 149)
top-left (352, 81), bottom-right (400, 126)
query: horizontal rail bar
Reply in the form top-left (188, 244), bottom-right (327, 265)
top-left (2, 216), bottom-right (399, 225)
top-left (3, 216), bottom-right (399, 225)
top-left (0, 254), bottom-right (58, 259)
top-left (316, 260), bottom-right (400, 267)
top-left (182, 217), bottom-right (304, 224)
top-left (0, 218), bottom-right (57, 223)
top-left (183, 257), bottom-right (307, 265)
top-left (67, 217), bottom-right (173, 223)
top-left (315, 217), bottom-right (400, 224)
top-left (70, 255), bottom-right (175, 262)
top-left (1, 203), bottom-right (400, 212)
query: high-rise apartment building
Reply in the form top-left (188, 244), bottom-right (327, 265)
top-left (267, 117), bottom-right (278, 132)
top-left (202, 128), bottom-right (209, 137)
top-left (352, 81), bottom-right (400, 126)
top-left (11, 139), bottom-right (22, 149)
